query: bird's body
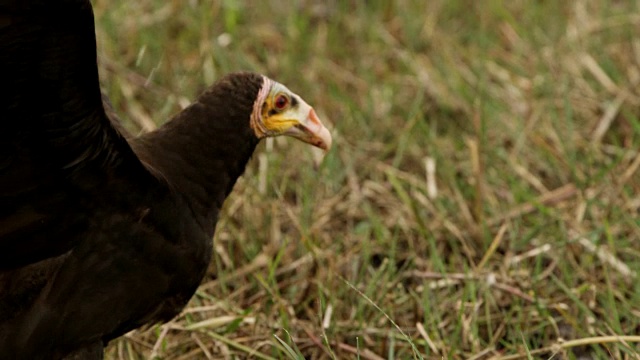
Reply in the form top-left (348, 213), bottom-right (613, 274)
top-left (0, 1), bottom-right (331, 359)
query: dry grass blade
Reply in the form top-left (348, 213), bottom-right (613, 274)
top-left (488, 184), bottom-right (578, 226)
top-left (203, 331), bottom-right (277, 360)
top-left (591, 93), bottom-right (626, 144)
top-left (416, 322), bottom-right (439, 355)
top-left (476, 223), bottom-right (508, 270)
top-left (184, 316), bottom-right (242, 331)
top-left (490, 335), bottom-right (640, 360)
top-left (336, 343), bottom-right (385, 360)
top-left (574, 232), bottom-right (637, 279)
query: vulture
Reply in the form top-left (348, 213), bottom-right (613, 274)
top-left (0, 0), bottom-right (331, 359)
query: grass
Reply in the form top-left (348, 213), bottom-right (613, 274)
top-left (93, 0), bottom-right (640, 358)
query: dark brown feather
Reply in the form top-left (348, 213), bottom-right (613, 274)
top-left (0, 1), bottom-right (270, 359)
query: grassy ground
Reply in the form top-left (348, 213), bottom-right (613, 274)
top-left (93, 0), bottom-right (640, 359)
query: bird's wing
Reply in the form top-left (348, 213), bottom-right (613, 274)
top-left (0, 0), bottom-right (154, 269)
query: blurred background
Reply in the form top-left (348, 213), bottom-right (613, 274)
top-left (93, 0), bottom-right (640, 358)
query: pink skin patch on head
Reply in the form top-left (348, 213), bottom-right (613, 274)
top-left (250, 76), bottom-right (273, 138)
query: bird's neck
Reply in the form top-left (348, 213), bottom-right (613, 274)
top-left (131, 101), bottom-right (259, 233)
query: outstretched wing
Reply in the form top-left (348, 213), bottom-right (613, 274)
top-left (0, 0), bottom-right (152, 269)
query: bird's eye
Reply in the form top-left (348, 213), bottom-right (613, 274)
top-left (274, 94), bottom-right (289, 110)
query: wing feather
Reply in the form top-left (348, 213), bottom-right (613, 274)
top-left (0, 0), bottom-right (153, 268)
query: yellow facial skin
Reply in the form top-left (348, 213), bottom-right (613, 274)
top-left (261, 87), bottom-right (299, 133)
top-left (259, 82), bottom-right (332, 151)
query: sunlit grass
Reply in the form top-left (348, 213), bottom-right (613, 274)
top-left (95, 0), bottom-right (640, 358)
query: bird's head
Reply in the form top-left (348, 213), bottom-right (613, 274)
top-left (250, 76), bottom-right (332, 151)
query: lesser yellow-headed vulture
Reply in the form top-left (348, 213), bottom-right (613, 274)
top-left (0, 1), bottom-right (331, 359)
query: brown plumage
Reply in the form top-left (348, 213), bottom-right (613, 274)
top-left (0, 1), bottom-right (331, 359)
